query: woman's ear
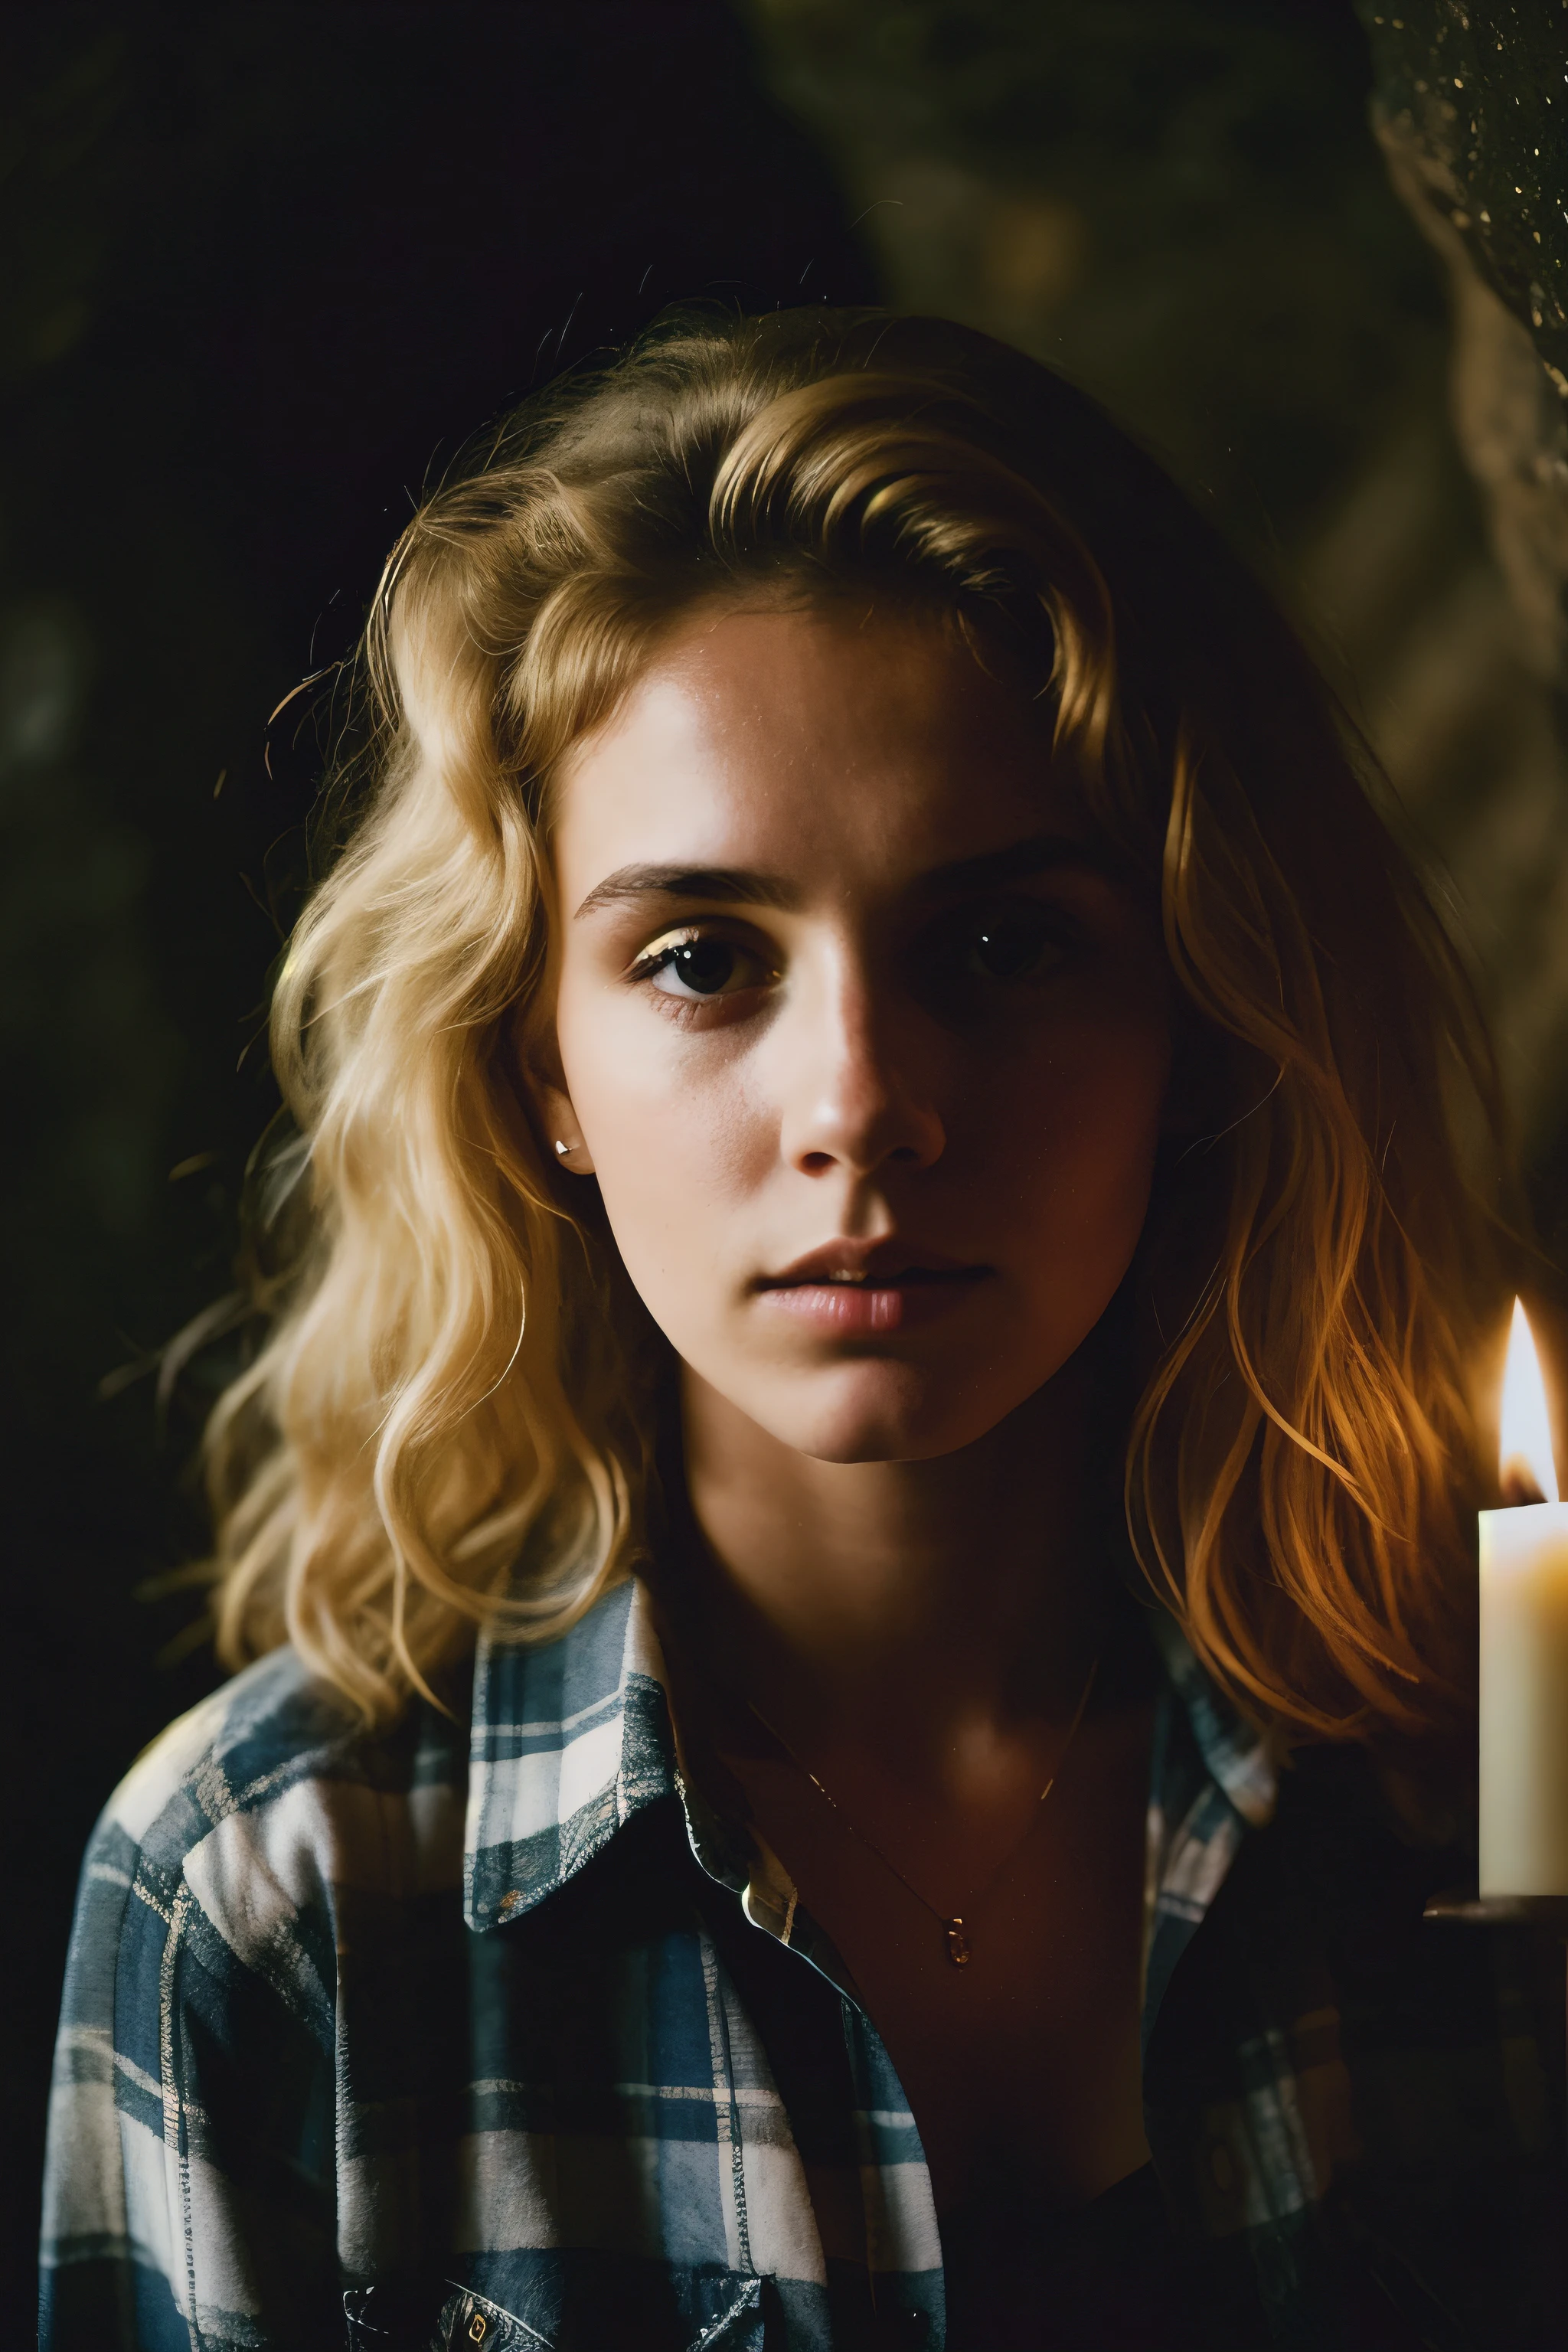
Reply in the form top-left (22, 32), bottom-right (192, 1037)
top-left (514, 1008), bottom-right (597, 1175)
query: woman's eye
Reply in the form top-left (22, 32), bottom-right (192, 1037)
top-left (961, 903), bottom-right (1072, 982)
top-left (634, 933), bottom-right (775, 1000)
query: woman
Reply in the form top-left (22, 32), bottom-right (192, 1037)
top-left (41, 309), bottom-right (1563, 2350)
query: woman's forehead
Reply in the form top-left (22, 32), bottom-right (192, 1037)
top-left (550, 602), bottom-right (1086, 907)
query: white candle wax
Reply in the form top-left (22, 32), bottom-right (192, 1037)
top-left (1479, 1500), bottom-right (1568, 1896)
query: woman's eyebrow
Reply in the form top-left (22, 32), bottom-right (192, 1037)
top-left (573, 864), bottom-right (803, 920)
top-left (912, 831), bottom-right (1112, 899)
top-left (572, 833), bottom-right (1107, 923)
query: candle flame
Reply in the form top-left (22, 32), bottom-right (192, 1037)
top-left (1499, 1296), bottom-right (1559, 1504)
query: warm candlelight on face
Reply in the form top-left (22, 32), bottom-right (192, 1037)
top-left (1479, 1298), bottom-right (1568, 1898)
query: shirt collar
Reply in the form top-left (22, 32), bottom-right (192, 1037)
top-left (463, 1572), bottom-right (1280, 1934)
top-left (465, 1575), bottom-right (678, 1931)
top-left (1145, 1606), bottom-right (1282, 1828)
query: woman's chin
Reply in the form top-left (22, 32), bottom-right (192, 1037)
top-left (746, 1357), bottom-right (1026, 1465)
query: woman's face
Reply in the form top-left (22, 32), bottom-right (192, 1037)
top-left (533, 602), bottom-right (1171, 1463)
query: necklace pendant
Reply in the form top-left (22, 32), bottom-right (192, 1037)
top-left (943, 1916), bottom-right (972, 1968)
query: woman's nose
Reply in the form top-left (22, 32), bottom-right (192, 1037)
top-left (777, 956), bottom-right (946, 1179)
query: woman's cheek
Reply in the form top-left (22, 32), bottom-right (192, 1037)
top-left (581, 1067), bottom-right (759, 1341)
top-left (1005, 1031), bottom-right (1166, 1269)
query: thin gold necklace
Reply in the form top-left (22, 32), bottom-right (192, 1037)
top-left (750, 1650), bottom-right (1101, 1969)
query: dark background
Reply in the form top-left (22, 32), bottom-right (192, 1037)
top-left (7, 2), bottom-right (1567, 2336)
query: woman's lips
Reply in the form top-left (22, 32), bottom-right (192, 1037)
top-left (753, 1261), bottom-right (993, 1335)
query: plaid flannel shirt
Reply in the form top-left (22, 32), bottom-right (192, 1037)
top-left (41, 1573), bottom-right (1564, 2350)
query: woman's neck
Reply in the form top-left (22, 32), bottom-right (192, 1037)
top-left (677, 1353), bottom-right (1112, 1793)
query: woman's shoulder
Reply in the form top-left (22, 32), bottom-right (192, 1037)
top-left (84, 1644), bottom-right (471, 1962)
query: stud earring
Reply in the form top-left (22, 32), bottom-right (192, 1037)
top-left (554, 1139), bottom-right (579, 1160)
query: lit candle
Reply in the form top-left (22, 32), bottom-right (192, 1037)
top-left (1479, 1299), bottom-right (1568, 1898)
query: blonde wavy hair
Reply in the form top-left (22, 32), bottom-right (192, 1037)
top-left (208, 307), bottom-right (1509, 1740)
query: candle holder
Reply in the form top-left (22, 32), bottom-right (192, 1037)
top-left (1423, 1890), bottom-right (1568, 2180)
top-left (1423, 1889), bottom-right (1568, 1932)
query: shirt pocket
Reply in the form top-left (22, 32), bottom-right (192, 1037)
top-left (430, 2285), bottom-right (554, 2351)
top-left (685, 2275), bottom-right (765, 2350)
top-left (426, 2273), bottom-right (766, 2352)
